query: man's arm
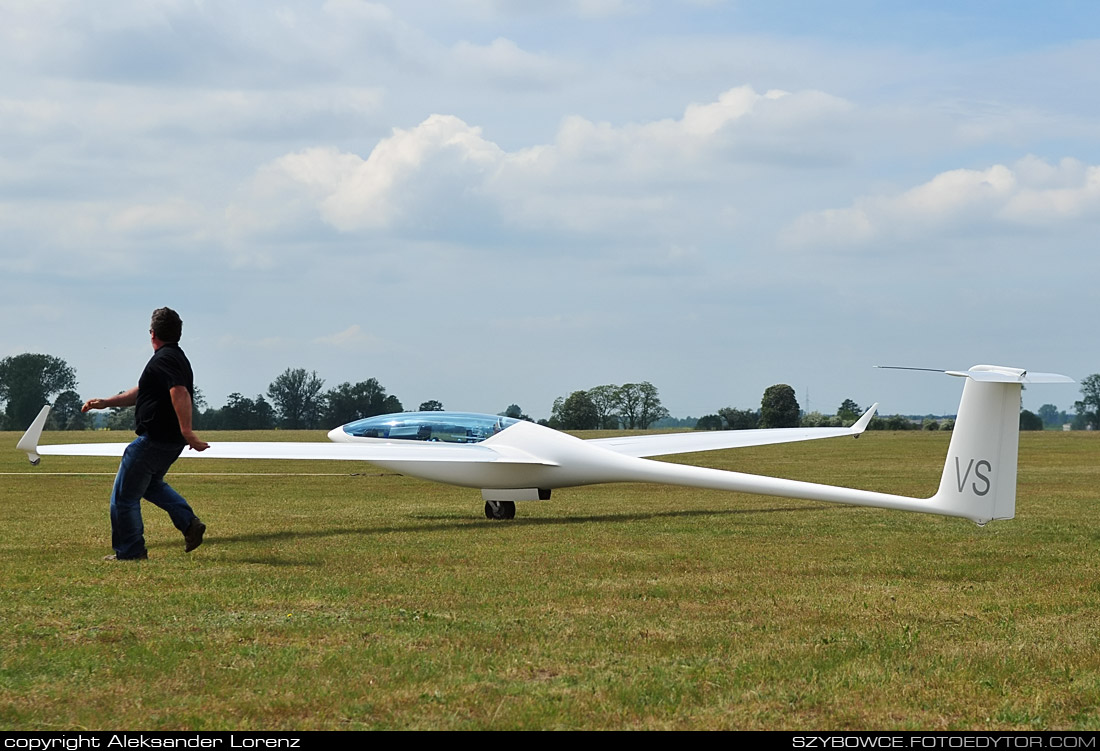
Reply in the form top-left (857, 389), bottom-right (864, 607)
top-left (82, 387), bottom-right (139, 412)
top-left (170, 385), bottom-right (210, 452)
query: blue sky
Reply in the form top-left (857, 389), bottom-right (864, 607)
top-left (2, 1), bottom-right (1097, 421)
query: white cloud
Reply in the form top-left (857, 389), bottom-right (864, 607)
top-left (542, 86), bottom-right (848, 168)
top-left (315, 324), bottom-right (387, 350)
top-left (229, 85), bottom-right (853, 242)
top-left (899, 165), bottom-right (1016, 216)
top-left (680, 87), bottom-right (789, 136)
top-left (782, 157), bottom-right (1100, 247)
top-left (1001, 159), bottom-right (1100, 224)
top-left (323, 114), bottom-right (504, 230)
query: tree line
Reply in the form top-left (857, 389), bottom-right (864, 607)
top-left (182, 369), bottom-right (408, 431)
top-left (546, 382), bottom-right (670, 430)
top-left (0, 355), bottom-right (416, 431)
top-left (196, 369), bottom-right (407, 430)
top-left (3, 352), bottom-right (1100, 433)
top-left (690, 386), bottom-right (910, 431)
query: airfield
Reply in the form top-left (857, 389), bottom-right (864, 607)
top-left (1, 428), bottom-right (1098, 730)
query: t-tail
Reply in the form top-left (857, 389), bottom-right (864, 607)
top-left (927, 365), bottom-right (1073, 524)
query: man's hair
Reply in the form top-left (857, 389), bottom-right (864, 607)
top-left (150, 307), bottom-right (183, 343)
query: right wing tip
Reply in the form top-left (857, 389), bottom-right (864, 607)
top-left (850, 403), bottom-right (879, 433)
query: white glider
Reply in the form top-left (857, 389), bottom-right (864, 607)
top-left (16, 365), bottom-right (1072, 524)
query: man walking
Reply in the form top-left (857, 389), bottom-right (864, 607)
top-left (82, 307), bottom-right (209, 560)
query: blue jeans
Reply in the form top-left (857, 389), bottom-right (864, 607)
top-left (110, 435), bottom-right (197, 559)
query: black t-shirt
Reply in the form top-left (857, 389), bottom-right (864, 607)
top-left (135, 343), bottom-right (195, 444)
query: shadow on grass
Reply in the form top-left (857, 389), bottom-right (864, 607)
top-left (231, 557), bottom-right (327, 567)
top-left (207, 502), bottom-right (845, 549)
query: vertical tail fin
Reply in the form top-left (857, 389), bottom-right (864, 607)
top-left (932, 366), bottom-right (1072, 524)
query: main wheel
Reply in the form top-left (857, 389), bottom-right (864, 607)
top-left (484, 500), bottom-right (516, 520)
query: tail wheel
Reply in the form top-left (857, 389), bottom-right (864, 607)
top-left (484, 500), bottom-right (516, 520)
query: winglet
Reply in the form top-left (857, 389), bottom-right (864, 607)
top-left (850, 403), bottom-right (878, 434)
top-left (16, 405), bottom-right (50, 465)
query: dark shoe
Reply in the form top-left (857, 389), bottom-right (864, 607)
top-left (104, 552), bottom-right (147, 561)
top-left (184, 518), bottom-right (206, 552)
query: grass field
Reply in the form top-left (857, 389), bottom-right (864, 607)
top-left (1, 428), bottom-right (1098, 730)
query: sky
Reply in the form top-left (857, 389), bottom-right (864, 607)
top-left (2, 0), bottom-right (1098, 422)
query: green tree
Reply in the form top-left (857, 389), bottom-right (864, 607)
top-left (695, 414), bottom-right (723, 431)
top-left (324, 379), bottom-right (400, 426)
top-left (587, 385), bottom-right (621, 429)
top-left (418, 400), bottom-right (444, 412)
top-left (837, 399), bottom-right (861, 421)
top-left (760, 384), bottom-right (800, 428)
top-left (267, 368), bottom-right (325, 429)
top-left (1074, 374), bottom-right (1100, 430)
top-left (210, 393), bottom-right (276, 430)
top-left (719, 407), bottom-right (759, 430)
top-left (0, 353), bottom-right (77, 429)
top-left (49, 390), bottom-right (87, 430)
top-left (885, 414), bottom-right (914, 430)
top-left (615, 382), bottom-right (668, 429)
top-left (1019, 410), bottom-right (1043, 431)
top-left (1037, 403), bottom-right (1063, 428)
top-left (635, 382), bottom-right (669, 429)
top-left (803, 411), bottom-right (841, 428)
top-left (551, 390), bottom-right (599, 430)
top-left (500, 404), bottom-right (532, 421)
top-left (106, 406), bottom-right (135, 431)
top-left (615, 383), bottom-right (642, 429)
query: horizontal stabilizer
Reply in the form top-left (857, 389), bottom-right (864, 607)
top-left (946, 366), bottom-right (1075, 384)
top-left (879, 364), bottom-right (1075, 384)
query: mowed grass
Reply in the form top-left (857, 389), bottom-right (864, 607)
top-left (1, 428), bottom-right (1098, 730)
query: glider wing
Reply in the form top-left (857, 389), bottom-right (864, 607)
top-left (588, 403), bottom-right (878, 458)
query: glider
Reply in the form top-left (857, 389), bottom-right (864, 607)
top-left (16, 364), bottom-right (1071, 524)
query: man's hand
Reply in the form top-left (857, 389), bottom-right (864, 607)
top-left (182, 431), bottom-right (210, 452)
top-left (81, 398), bottom-right (106, 413)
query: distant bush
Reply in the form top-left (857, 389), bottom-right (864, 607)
top-left (1020, 410), bottom-right (1043, 431)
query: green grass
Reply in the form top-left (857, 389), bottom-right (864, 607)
top-left (1, 429), bottom-right (1099, 730)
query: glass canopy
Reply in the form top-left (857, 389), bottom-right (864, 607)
top-left (337, 411), bottom-right (520, 443)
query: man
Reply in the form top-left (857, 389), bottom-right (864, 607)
top-left (82, 307), bottom-right (209, 560)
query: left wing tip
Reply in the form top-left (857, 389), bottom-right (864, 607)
top-left (16, 405), bottom-right (50, 465)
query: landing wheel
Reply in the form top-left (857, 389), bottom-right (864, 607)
top-left (484, 500), bottom-right (516, 520)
